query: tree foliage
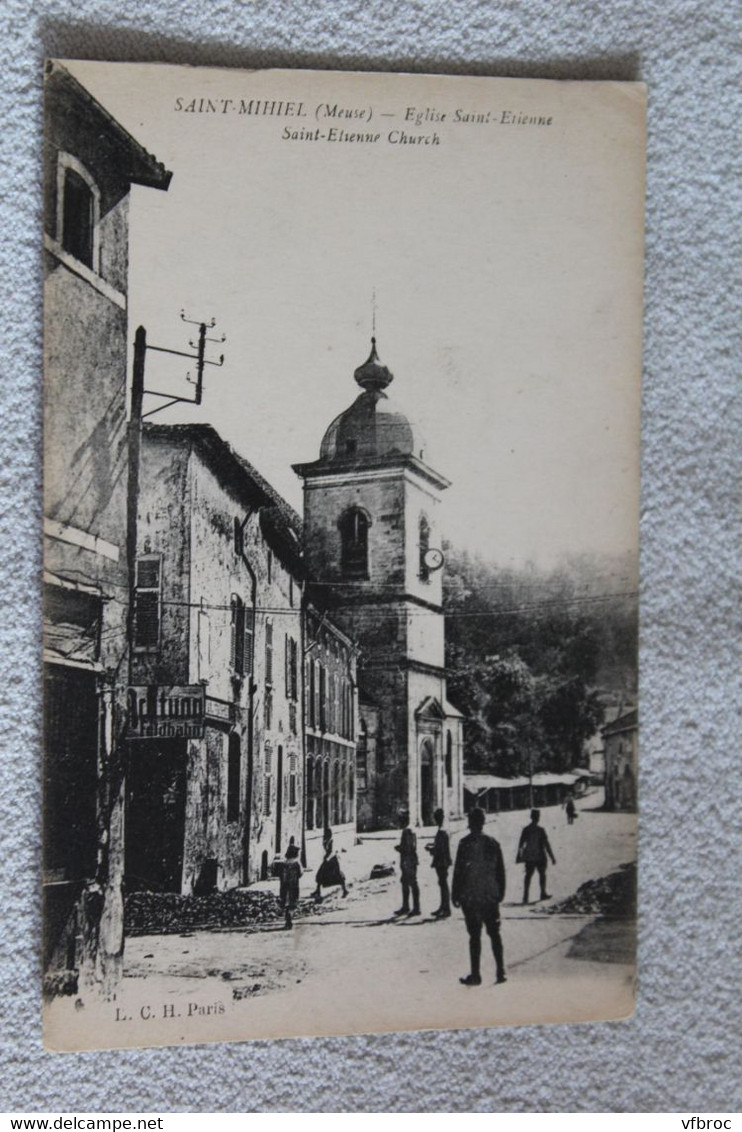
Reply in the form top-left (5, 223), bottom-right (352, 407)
top-left (443, 546), bottom-right (637, 775)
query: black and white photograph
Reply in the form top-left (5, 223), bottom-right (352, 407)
top-left (42, 61), bottom-right (645, 1051)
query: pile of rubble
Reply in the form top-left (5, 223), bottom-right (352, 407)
top-left (542, 862), bottom-right (636, 918)
top-left (125, 887), bottom-right (334, 936)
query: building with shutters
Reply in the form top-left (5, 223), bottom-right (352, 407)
top-left (130, 424), bottom-right (358, 892)
top-left (42, 62), bottom-right (171, 995)
top-left (303, 605), bottom-right (359, 867)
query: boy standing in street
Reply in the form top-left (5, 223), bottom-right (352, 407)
top-left (517, 808), bottom-right (557, 903)
top-left (394, 809), bottom-right (420, 917)
top-left (451, 807), bottom-right (506, 986)
top-left (426, 807), bottom-right (452, 918)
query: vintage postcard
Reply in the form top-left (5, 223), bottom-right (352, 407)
top-left (42, 62), bottom-right (645, 1051)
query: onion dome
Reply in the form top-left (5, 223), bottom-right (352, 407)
top-left (353, 337), bottom-right (394, 391)
top-left (320, 339), bottom-right (422, 462)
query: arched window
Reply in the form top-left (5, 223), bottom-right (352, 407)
top-left (419, 514), bottom-right (431, 582)
top-left (445, 731), bottom-right (453, 788)
top-left (339, 509), bottom-right (369, 577)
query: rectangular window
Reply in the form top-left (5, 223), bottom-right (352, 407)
top-left (244, 606), bottom-right (254, 676)
top-left (264, 690), bottom-right (273, 731)
top-left (357, 731), bottom-right (368, 791)
top-left (305, 751), bottom-right (314, 831)
top-left (263, 747), bottom-right (272, 816)
top-left (133, 556), bottom-right (161, 650)
top-left (234, 516), bottom-right (244, 558)
top-left (265, 619), bottom-right (273, 685)
top-left (62, 167), bottom-right (94, 269)
top-left (227, 735), bottom-right (241, 823)
top-left (231, 595), bottom-right (245, 675)
top-left (319, 665), bottom-right (327, 733)
top-left (290, 638), bottom-right (299, 697)
top-left (308, 658), bottom-right (315, 728)
top-left (313, 661), bottom-right (321, 730)
top-left (288, 752), bottom-right (298, 808)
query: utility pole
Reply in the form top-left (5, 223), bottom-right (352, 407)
top-left (126, 315), bottom-right (225, 680)
top-left (528, 743), bottom-right (534, 810)
top-left (126, 326), bottom-right (147, 672)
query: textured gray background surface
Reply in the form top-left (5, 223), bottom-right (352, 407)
top-left (1, 0), bottom-right (740, 1113)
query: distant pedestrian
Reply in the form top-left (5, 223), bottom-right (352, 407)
top-left (425, 807), bottom-right (452, 918)
top-left (280, 837), bottom-right (302, 929)
top-left (516, 809), bottom-right (556, 904)
top-left (564, 796), bottom-right (576, 825)
top-left (313, 826), bottom-right (348, 901)
top-left (394, 809), bottom-right (420, 916)
top-left (451, 807), bottom-right (506, 986)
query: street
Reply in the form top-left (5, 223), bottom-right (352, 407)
top-left (45, 793), bottom-right (637, 1050)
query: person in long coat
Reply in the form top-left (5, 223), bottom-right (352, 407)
top-left (313, 826), bottom-right (348, 900)
top-left (451, 807), bottom-right (506, 986)
top-left (280, 837), bottom-right (302, 929)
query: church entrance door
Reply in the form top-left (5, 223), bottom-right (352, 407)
top-left (420, 738), bottom-right (435, 826)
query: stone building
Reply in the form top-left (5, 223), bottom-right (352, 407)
top-left (42, 62), bottom-right (171, 993)
top-left (130, 424), bottom-right (303, 891)
top-left (303, 605), bottom-right (359, 866)
top-left (130, 424), bottom-right (358, 891)
top-left (603, 708), bottom-right (638, 812)
top-left (294, 339), bottom-right (464, 829)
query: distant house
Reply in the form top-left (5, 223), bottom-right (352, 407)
top-left (602, 709), bottom-right (638, 811)
top-left (43, 62), bottom-right (171, 994)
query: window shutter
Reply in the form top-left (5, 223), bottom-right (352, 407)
top-left (134, 556), bottom-right (161, 649)
top-left (244, 606), bottom-right (254, 676)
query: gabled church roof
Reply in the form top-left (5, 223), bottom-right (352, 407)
top-left (415, 696), bottom-right (447, 721)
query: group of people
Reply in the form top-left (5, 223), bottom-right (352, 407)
top-left (279, 805), bottom-right (561, 990)
top-left (278, 827), bottom-right (349, 929)
top-left (394, 806), bottom-right (558, 987)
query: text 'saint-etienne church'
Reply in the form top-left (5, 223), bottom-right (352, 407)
top-left (294, 338), bottom-right (465, 831)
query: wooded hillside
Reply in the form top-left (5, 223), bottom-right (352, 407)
top-left (442, 547), bottom-right (638, 775)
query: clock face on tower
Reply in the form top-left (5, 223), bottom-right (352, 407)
top-left (422, 548), bottom-right (444, 572)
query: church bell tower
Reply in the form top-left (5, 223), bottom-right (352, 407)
top-left (293, 339), bottom-right (464, 829)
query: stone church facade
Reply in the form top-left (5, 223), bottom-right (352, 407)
top-left (294, 339), bottom-right (464, 830)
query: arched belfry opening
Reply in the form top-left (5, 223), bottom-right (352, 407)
top-left (339, 508), bottom-right (370, 578)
